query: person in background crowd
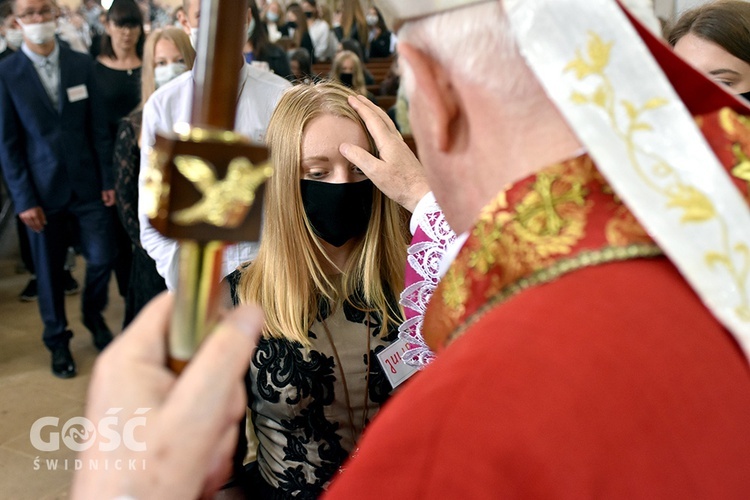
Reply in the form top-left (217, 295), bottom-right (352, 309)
top-left (87, 8), bottom-right (106, 57)
top-left (1, 0), bottom-right (81, 303)
top-left (171, 5), bottom-right (184, 27)
top-left (176, 0), bottom-right (198, 47)
top-left (113, 27), bottom-right (194, 327)
top-left (289, 46), bottom-right (317, 84)
top-left (283, 2), bottom-right (315, 62)
top-left (138, 0), bottom-right (291, 292)
top-left (80, 0), bottom-right (102, 33)
top-left (0, 1), bottom-right (23, 60)
top-left (668, 0), bottom-right (750, 97)
top-left (301, 0), bottom-right (334, 61)
top-left (339, 37), bottom-right (374, 84)
top-left (366, 5), bottom-right (392, 59)
top-left (319, 1), bottom-right (333, 28)
top-left (0, 0), bottom-right (116, 379)
top-left (92, 0), bottom-right (144, 326)
top-left (244, 0), bottom-right (293, 79)
top-left (55, 6), bottom-right (90, 52)
top-left (261, 0), bottom-right (283, 42)
top-left (330, 49), bottom-right (375, 102)
top-left (334, 0), bottom-right (367, 50)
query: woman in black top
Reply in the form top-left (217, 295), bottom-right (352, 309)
top-left (366, 6), bottom-right (393, 60)
top-left (283, 3), bottom-right (316, 64)
top-left (112, 27), bottom-right (195, 327)
top-left (334, 0), bottom-right (368, 51)
top-left (245, 0), bottom-right (293, 81)
top-left (92, 0), bottom-right (145, 318)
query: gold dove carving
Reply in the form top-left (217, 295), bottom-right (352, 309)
top-left (144, 149), bottom-right (170, 220)
top-left (171, 155), bottom-right (272, 228)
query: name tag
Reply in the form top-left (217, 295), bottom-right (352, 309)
top-left (66, 84), bottom-right (88, 103)
top-left (376, 338), bottom-right (418, 389)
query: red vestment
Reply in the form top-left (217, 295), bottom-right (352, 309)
top-left (326, 108), bottom-right (750, 498)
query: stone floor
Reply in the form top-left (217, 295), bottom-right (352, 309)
top-left (0, 257), bottom-right (124, 499)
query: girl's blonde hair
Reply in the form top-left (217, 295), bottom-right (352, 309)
top-left (140, 27), bottom-right (196, 109)
top-left (330, 50), bottom-right (368, 96)
top-left (238, 82), bottom-right (409, 346)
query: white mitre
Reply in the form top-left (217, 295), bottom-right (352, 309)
top-left (374, 0), bottom-right (750, 362)
top-left (376, 0), bottom-right (662, 36)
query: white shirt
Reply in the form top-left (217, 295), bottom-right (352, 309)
top-left (138, 62), bottom-right (291, 291)
top-left (22, 42), bottom-right (60, 108)
top-left (308, 19), bottom-right (333, 61)
top-left (266, 22), bottom-right (282, 43)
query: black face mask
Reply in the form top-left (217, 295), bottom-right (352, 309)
top-left (339, 72), bottom-right (354, 88)
top-left (740, 90), bottom-right (750, 102)
top-left (300, 179), bottom-right (373, 247)
top-left (304, 11), bottom-right (314, 18)
top-left (287, 21), bottom-right (298, 29)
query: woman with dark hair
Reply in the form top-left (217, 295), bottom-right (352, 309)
top-left (244, 0), bottom-right (293, 80)
top-left (365, 5), bottom-right (393, 59)
top-left (283, 3), bottom-right (315, 63)
top-left (113, 27), bottom-right (195, 326)
top-left (289, 47), bottom-right (319, 84)
top-left (668, 0), bottom-right (750, 96)
top-left (92, 0), bottom-right (145, 311)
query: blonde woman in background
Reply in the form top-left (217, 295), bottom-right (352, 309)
top-left (330, 49), bottom-right (376, 102)
top-left (113, 27), bottom-right (195, 326)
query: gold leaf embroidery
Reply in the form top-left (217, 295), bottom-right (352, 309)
top-left (730, 143), bottom-right (750, 182)
top-left (564, 32), bottom-right (613, 80)
top-left (565, 33), bottom-right (750, 322)
top-left (665, 185), bottom-right (716, 223)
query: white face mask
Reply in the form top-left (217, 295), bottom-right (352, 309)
top-left (189, 27), bottom-right (199, 49)
top-left (154, 62), bottom-right (187, 88)
top-left (17, 19), bottom-right (57, 45)
top-left (246, 18), bottom-right (256, 39)
top-left (5, 28), bottom-right (24, 49)
top-left (366, 14), bottom-right (378, 27)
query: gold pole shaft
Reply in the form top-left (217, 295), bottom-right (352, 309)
top-left (168, 240), bottom-right (226, 373)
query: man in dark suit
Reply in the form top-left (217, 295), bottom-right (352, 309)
top-left (0, 0), bottom-right (117, 378)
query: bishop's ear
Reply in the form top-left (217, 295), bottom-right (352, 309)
top-left (397, 43), bottom-right (459, 154)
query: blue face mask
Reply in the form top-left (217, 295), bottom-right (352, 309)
top-left (300, 179), bottom-right (373, 247)
top-left (266, 12), bottom-right (279, 23)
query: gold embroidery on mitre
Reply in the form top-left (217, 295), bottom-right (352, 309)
top-left (566, 32), bottom-right (750, 322)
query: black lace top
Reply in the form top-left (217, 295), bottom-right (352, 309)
top-left (228, 270), bottom-right (399, 497)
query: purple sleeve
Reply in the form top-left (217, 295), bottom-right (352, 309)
top-left (399, 199), bottom-right (456, 367)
